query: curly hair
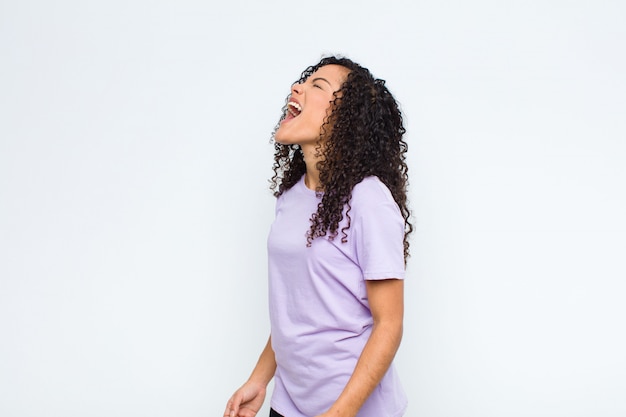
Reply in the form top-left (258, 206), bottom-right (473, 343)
top-left (270, 56), bottom-right (413, 261)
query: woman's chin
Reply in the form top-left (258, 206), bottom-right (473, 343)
top-left (273, 135), bottom-right (290, 145)
top-left (274, 130), bottom-right (295, 145)
top-left (274, 129), bottom-right (317, 147)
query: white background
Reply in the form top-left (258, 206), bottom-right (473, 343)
top-left (1, 1), bottom-right (625, 416)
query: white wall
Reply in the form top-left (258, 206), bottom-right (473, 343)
top-left (1, 1), bottom-right (624, 416)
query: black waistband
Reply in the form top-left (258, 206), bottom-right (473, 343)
top-left (269, 408), bottom-right (285, 417)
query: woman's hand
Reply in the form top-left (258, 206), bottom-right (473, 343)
top-left (224, 336), bottom-right (276, 417)
top-left (224, 380), bottom-right (267, 417)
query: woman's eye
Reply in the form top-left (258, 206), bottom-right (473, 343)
top-left (313, 84), bottom-right (323, 89)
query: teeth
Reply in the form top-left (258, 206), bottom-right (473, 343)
top-left (288, 101), bottom-right (302, 117)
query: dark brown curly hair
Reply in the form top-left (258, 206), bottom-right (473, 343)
top-left (270, 56), bottom-right (412, 261)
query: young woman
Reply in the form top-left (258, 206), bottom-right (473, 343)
top-left (224, 56), bottom-right (412, 417)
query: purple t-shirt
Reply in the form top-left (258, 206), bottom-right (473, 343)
top-left (268, 175), bottom-right (407, 417)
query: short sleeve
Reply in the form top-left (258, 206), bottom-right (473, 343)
top-left (352, 181), bottom-right (406, 280)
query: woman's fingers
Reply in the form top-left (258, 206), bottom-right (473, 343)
top-left (224, 396), bottom-right (239, 417)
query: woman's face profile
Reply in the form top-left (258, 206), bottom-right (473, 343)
top-left (274, 64), bottom-right (349, 147)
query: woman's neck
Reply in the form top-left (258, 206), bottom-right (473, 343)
top-left (304, 170), bottom-right (321, 191)
top-left (301, 144), bottom-right (322, 191)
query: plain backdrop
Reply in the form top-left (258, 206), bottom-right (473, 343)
top-left (1, 1), bottom-right (625, 416)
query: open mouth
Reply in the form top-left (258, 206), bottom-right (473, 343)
top-left (287, 101), bottom-right (302, 118)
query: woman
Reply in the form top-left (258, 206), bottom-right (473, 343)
top-left (224, 56), bottom-right (412, 417)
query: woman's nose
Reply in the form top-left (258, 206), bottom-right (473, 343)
top-left (291, 83), bottom-right (303, 95)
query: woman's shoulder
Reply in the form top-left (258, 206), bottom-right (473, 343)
top-left (351, 176), bottom-right (395, 206)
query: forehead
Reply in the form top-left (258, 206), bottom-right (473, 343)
top-left (309, 64), bottom-right (350, 89)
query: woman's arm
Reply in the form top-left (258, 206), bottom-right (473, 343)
top-left (225, 335), bottom-right (276, 417)
top-left (318, 278), bottom-right (404, 417)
